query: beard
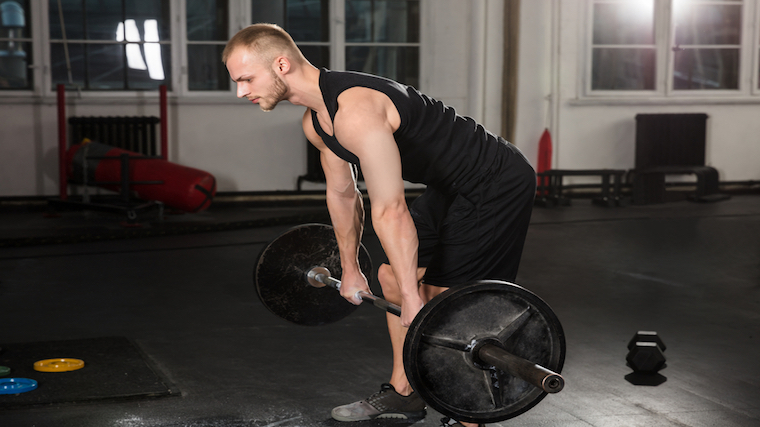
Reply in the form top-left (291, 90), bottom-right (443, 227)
top-left (259, 70), bottom-right (288, 112)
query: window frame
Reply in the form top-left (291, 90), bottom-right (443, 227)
top-left (0, 0), bottom-right (35, 92)
top-left (1, 0), bottom-right (423, 99)
top-left (343, 0), bottom-right (421, 88)
top-left (177, 0), bottom-right (238, 97)
top-left (585, 0), bottom-right (663, 97)
top-left (584, 0), bottom-right (760, 99)
top-left (753, 0), bottom-right (760, 93)
top-left (32, 0), bottom-right (176, 99)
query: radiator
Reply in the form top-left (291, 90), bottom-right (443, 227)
top-left (68, 116), bottom-right (162, 156)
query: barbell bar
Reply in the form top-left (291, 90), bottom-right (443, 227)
top-left (305, 266), bottom-right (564, 394)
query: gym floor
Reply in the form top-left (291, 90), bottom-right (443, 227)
top-left (1, 193), bottom-right (759, 427)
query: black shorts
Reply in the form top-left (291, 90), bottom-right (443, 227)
top-left (411, 143), bottom-right (535, 287)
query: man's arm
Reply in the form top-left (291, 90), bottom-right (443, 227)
top-left (332, 88), bottom-right (424, 327)
top-left (302, 110), bottom-right (369, 304)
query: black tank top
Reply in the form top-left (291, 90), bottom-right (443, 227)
top-left (311, 68), bottom-right (518, 194)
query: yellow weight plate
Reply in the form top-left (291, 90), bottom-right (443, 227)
top-left (33, 358), bottom-right (85, 372)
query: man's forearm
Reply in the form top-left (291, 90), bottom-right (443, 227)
top-left (371, 203), bottom-right (419, 298)
top-left (326, 185), bottom-right (365, 273)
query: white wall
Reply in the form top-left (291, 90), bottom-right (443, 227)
top-left (546, 0), bottom-right (760, 182)
top-left (2, 0), bottom-right (758, 198)
top-left (0, 0), bottom-right (494, 197)
top-left (513, 0), bottom-right (552, 167)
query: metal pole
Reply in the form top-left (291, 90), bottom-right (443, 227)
top-left (159, 85), bottom-right (168, 160)
top-left (57, 84), bottom-right (68, 201)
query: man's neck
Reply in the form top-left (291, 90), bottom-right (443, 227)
top-left (286, 65), bottom-right (326, 113)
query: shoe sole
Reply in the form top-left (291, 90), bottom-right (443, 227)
top-left (331, 411), bottom-right (426, 422)
top-left (376, 411), bottom-right (426, 420)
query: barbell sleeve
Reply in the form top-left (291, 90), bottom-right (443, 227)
top-left (478, 343), bottom-right (565, 393)
top-left (306, 266), bottom-right (563, 393)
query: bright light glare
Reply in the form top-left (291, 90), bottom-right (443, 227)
top-left (143, 20), bottom-right (165, 80)
top-left (124, 19), bottom-right (141, 42)
top-left (123, 20), bottom-right (147, 70)
top-left (143, 19), bottom-right (160, 43)
top-left (116, 19), bottom-right (164, 79)
top-left (115, 22), bottom-right (124, 42)
top-left (627, 0), bottom-right (654, 24)
top-left (126, 45), bottom-right (147, 70)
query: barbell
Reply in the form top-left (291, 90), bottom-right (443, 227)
top-left (254, 223), bottom-right (566, 423)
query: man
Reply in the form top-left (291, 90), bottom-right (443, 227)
top-left (224, 24), bottom-right (536, 427)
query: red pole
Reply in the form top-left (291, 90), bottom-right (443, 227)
top-left (57, 84), bottom-right (68, 201)
top-left (537, 128), bottom-right (553, 196)
top-left (160, 84), bottom-right (168, 160)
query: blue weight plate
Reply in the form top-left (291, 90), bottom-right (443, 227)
top-left (0, 378), bottom-right (38, 394)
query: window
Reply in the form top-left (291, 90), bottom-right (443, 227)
top-left (252, 0), bottom-right (419, 87)
top-left (49, 0), bottom-right (171, 91)
top-left (591, 1), bottom-right (656, 90)
top-left (588, 0), bottom-right (752, 95)
top-left (672, 0), bottom-right (742, 89)
top-left (251, 0), bottom-right (331, 69)
top-left (0, 0), bottom-right (32, 90)
top-left (6, 0), bottom-right (419, 95)
top-left (345, 0), bottom-right (420, 87)
top-left (187, 0), bottom-right (229, 91)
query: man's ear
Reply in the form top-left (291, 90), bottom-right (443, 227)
top-left (274, 56), bottom-right (291, 75)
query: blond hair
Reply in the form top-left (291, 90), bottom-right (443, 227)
top-left (222, 23), bottom-right (305, 66)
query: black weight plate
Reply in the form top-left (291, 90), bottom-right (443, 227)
top-left (254, 223), bottom-right (373, 326)
top-left (403, 280), bottom-right (565, 423)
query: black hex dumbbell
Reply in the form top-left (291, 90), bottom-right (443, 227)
top-left (626, 331), bottom-right (666, 373)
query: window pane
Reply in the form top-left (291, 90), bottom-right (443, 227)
top-left (80, 0), bottom-right (169, 41)
top-left (51, 43), bottom-right (86, 87)
top-left (300, 45), bottom-right (330, 69)
top-left (288, 0), bottom-right (329, 42)
top-left (674, 3), bottom-right (741, 45)
top-left (0, 0), bottom-right (32, 89)
top-left (0, 42), bottom-right (32, 89)
top-left (87, 44), bottom-right (126, 90)
top-left (187, 0), bottom-right (227, 41)
top-left (346, 46), bottom-right (418, 87)
top-left (128, 43), bottom-right (171, 90)
top-left (51, 42), bottom-right (171, 90)
top-left (188, 44), bottom-right (229, 90)
top-left (592, 48), bottom-right (656, 90)
top-left (251, 0), bottom-right (285, 24)
top-left (49, 0), bottom-right (170, 91)
top-left (346, 0), bottom-right (420, 43)
top-left (49, 0), bottom-right (84, 40)
top-left (127, 0), bottom-right (171, 41)
top-left (251, 0), bottom-right (329, 42)
top-left (673, 48), bottom-right (739, 89)
top-left (593, 1), bottom-right (654, 45)
top-left (84, 0), bottom-right (123, 40)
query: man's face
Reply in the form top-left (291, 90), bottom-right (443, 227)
top-left (227, 48), bottom-right (288, 112)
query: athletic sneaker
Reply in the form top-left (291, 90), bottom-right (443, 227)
top-left (331, 383), bottom-right (426, 421)
top-left (439, 417), bottom-right (485, 427)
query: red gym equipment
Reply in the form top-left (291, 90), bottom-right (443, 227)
top-left (54, 85), bottom-right (216, 219)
